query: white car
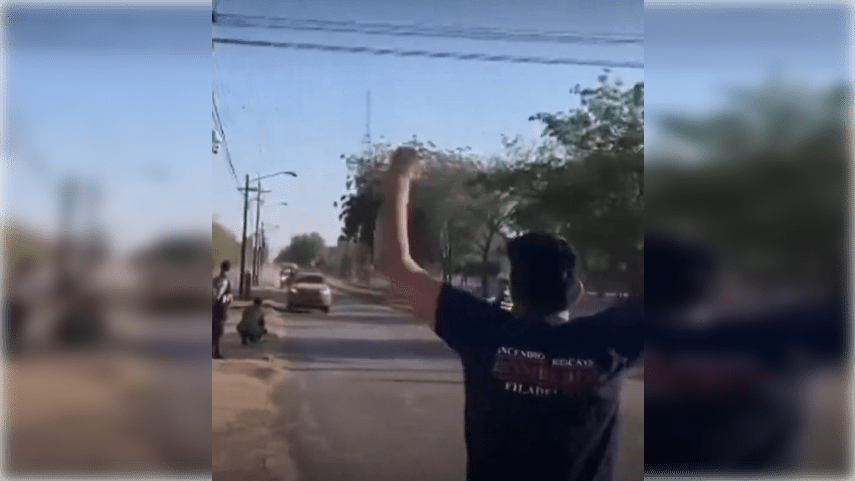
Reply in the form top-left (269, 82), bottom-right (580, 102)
top-left (286, 273), bottom-right (332, 313)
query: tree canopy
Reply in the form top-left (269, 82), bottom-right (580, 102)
top-left (646, 78), bottom-right (847, 290)
top-left (275, 232), bottom-right (326, 268)
top-left (336, 70), bottom-right (645, 295)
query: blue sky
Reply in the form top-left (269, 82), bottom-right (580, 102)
top-left (5, 6), bottom-right (212, 252)
top-left (6, 4), bottom-right (847, 255)
top-left (645, 5), bottom-right (850, 157)
top-left (212, 0), bottom-right (643, 253)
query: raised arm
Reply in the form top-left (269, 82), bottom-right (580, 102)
top-left (374, 147), bottom-right (444, 326)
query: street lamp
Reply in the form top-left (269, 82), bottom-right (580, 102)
top-left (238, 171), bottom-right (298, 297)
top-left (252, 202), bottom-right (289, 281)
top-left (252, 172), bottom-right (297, 287)
top-left (250, 171), bottom-right (297, 183)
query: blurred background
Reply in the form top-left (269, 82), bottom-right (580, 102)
top-left (211, 1), bottom-right (645, 480)
top-left (2, 2), bottom-right (212, 477)
top-left (645, 3), bottom-right (850, 478)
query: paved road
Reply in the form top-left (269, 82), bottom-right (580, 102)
top-left (216, 284), bottom-right (644, 481)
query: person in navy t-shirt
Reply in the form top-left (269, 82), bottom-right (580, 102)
top-left (643, 233), bottom-right (847, 475)
top-left (375, 147), bottom-right (644, 481)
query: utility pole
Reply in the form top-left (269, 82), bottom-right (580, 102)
top-left (253, 180), bottom-right (261, 285)
top-left (239, 175), bottom-right (250, 298)
top-left (260, 222), bottom-right (267, 269)
top-left (60, 178), bottom-right (76, 238)
top-left (239, 170), bottom-right (296, 293)
top-left (251, 180), bottom-right (271, 285)
top-left (58, 178), bottom-right (78, 291)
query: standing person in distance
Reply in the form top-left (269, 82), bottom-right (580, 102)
top-left (375, 147), bottom-right (644, 481)
top-left (490, 273), bottom-right (513, 312)
top-left (212, 260), bottom-right (233, 359)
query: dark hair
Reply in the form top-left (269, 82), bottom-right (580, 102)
top-left (253, 297), bottom-right (262, 305)
top-left (221, 260), bottom-right (231, 272)
top-left (644, 233), bottom-right (718, 311)
top-left (507, 233), bottom-right (576, 313)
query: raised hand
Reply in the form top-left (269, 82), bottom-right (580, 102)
top-left (388, 147), bottom-right (423, 178)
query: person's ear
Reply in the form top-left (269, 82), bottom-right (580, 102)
top-left (573, 279), bottom-right (585, 306)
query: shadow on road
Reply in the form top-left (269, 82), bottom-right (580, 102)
top-left (217, 327), bottom-right (452, 363)
top-left (217, 331), bottom-right (287, 361)
top-left (246, 287), bottom-right (289, 305)
top-left (285, 313), bottom-right (411, 325)
top-left (281, 337), bottom-right (458, 363)
top-left (364, 378), bottom-right (464, 384)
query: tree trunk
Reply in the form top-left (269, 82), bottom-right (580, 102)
top-left (442, 219), bottom-right (453, 283)
top-left (600, 256), bottom-right (615, 299)
top-left (480, 236), bottom-right (493, 299)
top-left (627, 250), bottom-right (643, 297)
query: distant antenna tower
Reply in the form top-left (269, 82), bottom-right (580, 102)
top-left (362, 90), bottom-right (372, 149)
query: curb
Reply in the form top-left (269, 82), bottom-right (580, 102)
top-left (212, 358), bottom-right (298, 481)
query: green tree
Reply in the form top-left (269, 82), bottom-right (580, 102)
top-left (337, 138), bottom-right (485, 279)
top-left (275, 232), bottom-right (326, 267)
top-left (479, 72), bottom-right (644, 295)
top-left (337, 73), bottom-right (645, 295)
top-left (412, 146), bottom-right (483, 280)
top-left (340, 251), bottom-right (353, 279)
top-left (646, 78), bottom-right (847, 290)
top-left (535, 72), bottom-right (643, 296)
top-left (336, 143), bottom-right (396, 253)
top-left (464, 160), bottom-right (516, 296)
top-left (212, 220), bottom-right (240, 269)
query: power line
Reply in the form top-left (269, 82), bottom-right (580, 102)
top-left (213, 90), bottom-right (240, 186)
top-left (212, 37), bottom-right (643, 69)
top-left (212, 48), bottom-right (241, 188)
top-left (214, 13), bottom-right (643, 46)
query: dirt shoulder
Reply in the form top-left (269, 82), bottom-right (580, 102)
top-left (212, 359), bottom-right (298, 481)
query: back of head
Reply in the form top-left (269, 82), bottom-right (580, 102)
top-left (221, 260), bottom-right (231, 273)
top-left (507, 233), bottom-right (576, 314)
top-left (644, 233), bottom-right (719, 313)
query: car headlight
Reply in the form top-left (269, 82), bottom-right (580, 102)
top-left (322, 288), bottom-right (331, 296)
top-left (290, 288), bottom-right (298, 294)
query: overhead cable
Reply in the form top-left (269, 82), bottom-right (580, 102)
top-left (212, 37), bottom-right (644, 69)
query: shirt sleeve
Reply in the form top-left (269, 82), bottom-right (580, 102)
top-left (434, 283), bottom-right (510, 355)
top-left (745, 297), bottom-right (846, 362)
top-left (582, 297), bottom-right (644, 363)
top-left (648, 297), bottom-right (846, 365)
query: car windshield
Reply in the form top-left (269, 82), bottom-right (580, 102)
top-left (296, 275), bottom-right (324, 284)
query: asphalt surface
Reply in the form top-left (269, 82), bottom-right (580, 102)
top-left (215, 282), bottom-right (644, 481)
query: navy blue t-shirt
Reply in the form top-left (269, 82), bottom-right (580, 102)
top-left (644, 296), bottom-right (847, 474)
top-left (434, 284), bottom-right (644, 481)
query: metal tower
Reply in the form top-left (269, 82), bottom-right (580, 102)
top-left (362, 90), bottom-right (371, 149)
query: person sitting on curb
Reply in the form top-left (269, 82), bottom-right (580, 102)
top-left (237, 298), bottom-right (268, 345)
